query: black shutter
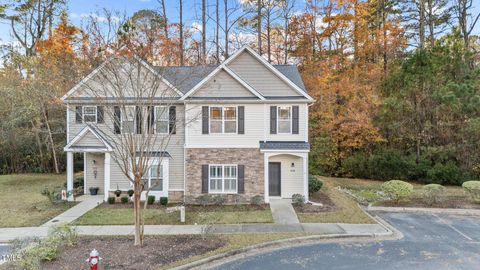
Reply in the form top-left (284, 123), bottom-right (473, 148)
top-left (135, 106), bottom-right (142, 134)
top-left (201, 165), bottom-right (209, 193)
top-left (97, 106), bottom-right (104, 123)
top-left (114, 106), bottom-right (121, 134)
top-left (202, 106), bottom-right (209, 134)
top-left (238, 165), bottom-right (245, 194)
top-left (292, 105), bottom-right (299, 134)
top-left (238, 106), bottom-right (245, 134)
top-left (270, 106), bottom-right (277, 134)
top-left (75, 106), bottom-right (82, 123)
top-left (169, 106), bottom-right (176, 134)
top-left (147, 106), bottom-right (155, 134)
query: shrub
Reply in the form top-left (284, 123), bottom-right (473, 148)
top-left (308, 175), bottom-right (323, 194)
top-left (462, 181), bottom-right (480, 202)
top-left (107, 197), bottom-right (116, 204)
top-left (381, 180), bottom-right (413, 202)
top-left (159, 197), bottom-right (168, 206)
top-left (121, 197), bottom-right (129, 204)
top-left (422, 184), bottom-right (446, 205)
top-left (426, 161), bottom-right (464, 185)
top-left (292, 194), bottom-right (305, 205)
top-left (196, 194), bottom-right (212, 207)
top-left (63, 176), bottom-right (84, 189)
top-left (212, 195), bottom-right (227, 206)
top-left (147, 195), bottom-right (156, 205)
top-left (41, 186), bottom-right (63, 203)
top-left (250, 195), bottom-right (264, 205)
top-left (232, 194), bottom-right (244, 206)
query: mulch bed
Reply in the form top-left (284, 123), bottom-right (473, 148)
top-left (98, 203), bottom-right (269, 212)
top-left (41, 235), bottom-right (227, 270)
top-left (294, 191), bottom-right (337, 213)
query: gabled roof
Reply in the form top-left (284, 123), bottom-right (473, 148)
top-left (64, 125), bottom-right (113, 152)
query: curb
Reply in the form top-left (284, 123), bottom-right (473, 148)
top-left (367, 205), bottom-right (480, 216)
top-left (170, 230), bottom-right (399, 270)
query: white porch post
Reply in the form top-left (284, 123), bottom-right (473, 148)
top-left (303, 153), bottom-right (309, 202)
top-left (264, 153), bottom-right (269, 203)
top-left (104, 152), bottom-right (111, 202)
top-left (66, 152), bottom-right (74, 202)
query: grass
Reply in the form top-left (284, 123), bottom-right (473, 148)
top-left (296, 176), bottom-right (375, 224)
top-left (0, 174), bottom-right (75, 227)
top-left (73, 204), bottom-right (273, 225)
top-left (159, 232), bottom-right (307, 270)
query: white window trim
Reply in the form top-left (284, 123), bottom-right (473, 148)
top-left (277, 106), bottom-right (292, 134)
top-left (121, 105), bottom-right (136, 134)
top-left (208, 164), bottom-right (238, 194)
top-left (136, 158), bottom-right (169, 199)
top-left (209, 106), bottom-right (238, 134)
top-left (154, 105), bottom-right (169, 134)
top-left (83, 106), bottom-right (97, 123)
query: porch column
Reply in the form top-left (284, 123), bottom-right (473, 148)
top-left (104, 152), bottom-right (111, 202)
top-left (264, 153), bottom-right (269, 203)
top-left (303, 154), bottom-right (309, 202)
top-left (66, 152), bottom-right (74, 201)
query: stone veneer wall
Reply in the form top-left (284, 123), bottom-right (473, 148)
top-left (185, 148), bottom-right (264, 202)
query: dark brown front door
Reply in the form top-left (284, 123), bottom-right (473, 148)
top-left (269, 162), bottom-right (281, 196)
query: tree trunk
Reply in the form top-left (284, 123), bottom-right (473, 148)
top-left (419, 0), bottom-right (425, 49)
top-left (283, 15), bottom-right (288, 64)
top-left (31, 120), bottom-right (45, 172)
top-left (266, 12), bottom-right (271, 62)
top-left (216, 0), bottom-right (220, 62)
top-left (133, 179), bottom-right (143, 246)
top-left (161, 0), bottom-right (169, 39)
top-left (257, 0), bottom-right (262, 55)
top-left (202, 0), bottom-right (206, 63)
top-left (179, 0), bottom-right (184, 65)
top-left (42, 106), bottom-right (59, 174)
top-left (224, 0), bottom-right (229, 58)
top-left (427, 0), bottom-right (434, 47)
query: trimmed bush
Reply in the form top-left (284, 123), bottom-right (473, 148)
top-left (292, 194), bottom-right (305, 205)
top-left (159, 197), bottom-right (168, 206)
top-left (121, 196), bottom-right (129, 204)
top-left (196, 194), bottom-right (212, 207)
top-left (381, 180), bottom-right (413, 202)
top-left (147, 195), bottom-right (156, 205)
top-left (462, 181), bottom-right (480, 202)
top-left (422, 184), bottom-right (446, 205)
top-left (308, 175), bottom-right (323, 194)
top-left (250, 195), bottom-right (264, 205)
top-left (426, 161), bottom-right (465, 185)
top-left (212, 195), bottom-right (227, 206)
top-left (107, 197), bottom-right (116, 204)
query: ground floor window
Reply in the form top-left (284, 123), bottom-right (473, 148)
top-left (142, 164), bottom-right (164, 191)
top-left (209, 164), bottom-right (237, 193)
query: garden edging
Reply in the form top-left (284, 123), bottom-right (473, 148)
top-left (367, 205), bottom-right (480, 216)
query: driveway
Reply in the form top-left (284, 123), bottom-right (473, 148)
top-left (211, 212), bottom-right (480, 270)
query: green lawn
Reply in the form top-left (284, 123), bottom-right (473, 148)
top-left (295, 176), bottom-right (375, 224)
top-left (73, 205), bottom-right (273, 225)
top-left (0, 174), bottom-right (75, 227)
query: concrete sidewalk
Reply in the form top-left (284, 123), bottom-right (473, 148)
top-left (41, 195), bottom-right (103, 227)
top-left (0, 222), bottom-right (391, 243)
top-left (269, 199), bottom-right (300, 224)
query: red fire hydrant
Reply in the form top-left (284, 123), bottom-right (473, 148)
top-left (86, 249), bottom-right (101, 270)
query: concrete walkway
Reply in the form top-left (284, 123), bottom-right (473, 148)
top-left (41, 195), bottom-right (103, 227)
top-left (0, 223), bottom-right (391, 242)
top-left (269, 199), bottom-right (300, 224)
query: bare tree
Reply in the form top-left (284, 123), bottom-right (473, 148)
top-left (158, 0), bottom-right (169, 39)
top-left (454, 0), bottom-right (480, 51)
top-left (280, 0), bottom-right (295, 64)
top-left (257, 0), bottom-right (262, 55)
top-left (179, 0), bottom-right (184, 65)
top-left (202, 0), bottom-right (207, 63)
top-left (215, 0), bottom-right (220, 62)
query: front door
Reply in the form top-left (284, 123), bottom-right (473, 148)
top-left (269, 162), bottom-right (281, 196)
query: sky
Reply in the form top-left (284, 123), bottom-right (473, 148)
top-left (0, 0), bottom-right (479, 50)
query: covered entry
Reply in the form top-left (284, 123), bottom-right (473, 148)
top-left (260, 141), bottom-right (309, 203)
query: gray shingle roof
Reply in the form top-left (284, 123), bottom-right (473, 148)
top-left (259, 141), bottom-right (310, 150)
top-left (154, 64), bottom-right (306, 95)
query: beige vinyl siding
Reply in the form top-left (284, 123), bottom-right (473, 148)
top-left (85, 153), bottom-right (105, 194)
top-left (227, 51), bottom-right (301, 97)
top-left (75, 132), bottom-right (105, 147)
top-left (109, 159), bottom-right (131, 190)
top-left (193, 70), bottom-right (256, 98)
top-left (269, 154), bottom-right (304, 198)
top-left (185, 103), bottom-right (264, 148)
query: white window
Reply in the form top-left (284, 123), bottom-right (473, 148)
top-left (277, 106), bottom-right (291, 133)
top-left (209, 107), bottom-right (237, 134)
top-left (142, 164), bottom-right (164, 191)
top-left (209, 165), bottom-right (237, 193)
top-left (83, 106), bottom-right (97, 123)
top-left (122, 106), bottom-right (135, 133)
top-left (155, 106), bottom-right (169, 134)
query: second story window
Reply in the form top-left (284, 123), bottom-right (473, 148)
top-left (122, 106), bottom-right (135, 133)
top-left (210, 106), bottom-right (237, 134)
top-left (83, 106), bottom-right (97, 123)
top-left (155, 106), bottom-right (169, 134)
top-left (278, 106), bottom-right (291, 133)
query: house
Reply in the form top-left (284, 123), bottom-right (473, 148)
top-left (62, 46), bottom-right (314, 204)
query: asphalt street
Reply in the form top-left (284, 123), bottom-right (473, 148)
top-left (212, 212), bottom-right (480, 270)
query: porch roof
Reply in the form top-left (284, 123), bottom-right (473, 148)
top-left (64, 125), bottom-right (113, 152)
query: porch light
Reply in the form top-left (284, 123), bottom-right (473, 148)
top-left (291, 162), bottom-right (295, 168)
